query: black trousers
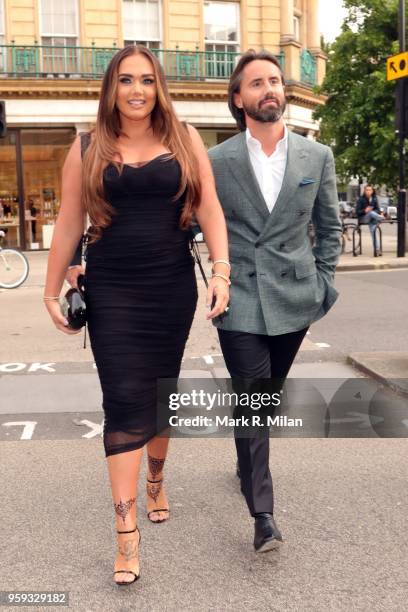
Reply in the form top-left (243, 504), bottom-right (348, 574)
top-left (218, 326), bottom-right (309, 517)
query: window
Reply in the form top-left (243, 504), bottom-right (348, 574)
top-left (293, 15), bottom-right (300, 41)
top-left (123, 0), bottom-right (162, 49)
top-left (40, 0), bottom-right (79, 74)
top-left (0, 0), bottom-right (5, 71)
top-left (204, 1), bottom-right (240, 78)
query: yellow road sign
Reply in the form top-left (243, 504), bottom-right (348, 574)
top-left (387, 52), bottom-right (408, 81)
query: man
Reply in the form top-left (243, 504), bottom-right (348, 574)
top-left (208, 49), bottom-right (341, 553)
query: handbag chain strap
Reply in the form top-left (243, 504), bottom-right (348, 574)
top-left (189, 236), bottom-right (208, 288)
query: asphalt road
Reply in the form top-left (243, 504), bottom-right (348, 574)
top-left (1, 252), bottom-right (408, 611)
top-left (302, 269), bottom-right (408, 362)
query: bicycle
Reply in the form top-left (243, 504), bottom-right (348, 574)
top-left (0, 229), bottom-right (30, 288)
top-left (341, 218), bottom-right (357, 254)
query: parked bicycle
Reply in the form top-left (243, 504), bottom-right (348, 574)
top-left (341, 216), bottom-right (357, 254)
top-left (0, 229), bottom-right (29, 288)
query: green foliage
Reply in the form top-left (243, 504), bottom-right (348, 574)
top-left (314, 0), bottom-right (401, 189)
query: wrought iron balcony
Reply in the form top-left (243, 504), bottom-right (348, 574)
top-left (0, 43), bottom-right (285, 82)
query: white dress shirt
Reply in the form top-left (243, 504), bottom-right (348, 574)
top-left (245, 124), bottom-right (289, 213)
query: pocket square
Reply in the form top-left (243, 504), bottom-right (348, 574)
top-left (299, 178), bottom-right (317, 186)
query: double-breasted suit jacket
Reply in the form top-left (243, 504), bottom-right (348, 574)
top-left (208, 130), bottom-right (342, 336)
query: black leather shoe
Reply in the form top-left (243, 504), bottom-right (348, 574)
top-left (254, 513), bottom-right (283, 553)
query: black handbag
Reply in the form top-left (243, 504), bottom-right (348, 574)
top-left (61, 274), bottom-right (87, 332)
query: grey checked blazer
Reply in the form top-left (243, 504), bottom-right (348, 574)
top-left (208, 130), bottom-right (342, 336)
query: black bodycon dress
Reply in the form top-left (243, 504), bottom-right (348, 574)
top-left (84, 150), bottom-right (198, 457)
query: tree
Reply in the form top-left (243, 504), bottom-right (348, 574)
top-left (314, 0), bottom-right (400, 190)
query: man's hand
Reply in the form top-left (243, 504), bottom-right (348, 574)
top-left (364, 206), bottom-right (373, 213)
top-left (65, 265), bottom-right (85, 289)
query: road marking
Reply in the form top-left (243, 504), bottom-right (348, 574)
top-left (203, 355), bottom-right (214, 365)
top-left (72, 418), bottom-right (104, 438)
top-left (315, 342), bottom-right (331, 348)
top-left (299, 338), bottom-right (320, 351)
top-left (2, 420), bottom-right (37, 439)
top-left (0, 362), bottom-right (56, 373)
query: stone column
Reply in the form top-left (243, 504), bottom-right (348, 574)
top-left (280, 0), bottom-right (295, 43)
top-left (307, 0), bottom-right (321, 52)
top-left (280, 0), bottom-right (302, 81)
top-left (306, 0), bottom-right (327, 85)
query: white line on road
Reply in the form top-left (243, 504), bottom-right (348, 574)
top-left (2, 421), bottom-right (37, 439)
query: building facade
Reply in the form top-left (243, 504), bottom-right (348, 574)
top-left (0, 0), bottom-right (326, 249)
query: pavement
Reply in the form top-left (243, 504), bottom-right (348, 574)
top-left (336, 221), bottom-right (408, 272)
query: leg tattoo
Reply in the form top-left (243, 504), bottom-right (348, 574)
top-left (148, 455), bottom-right (165, 480)
top-left (146, 480), bottom-right (162, 503)
top-left (114, 497), bottom-right (136, 524)
top-left (118, 538), bottom-right (139, 561)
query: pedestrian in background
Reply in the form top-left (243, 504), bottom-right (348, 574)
top-left (356, 185), bottom-right (384, 255)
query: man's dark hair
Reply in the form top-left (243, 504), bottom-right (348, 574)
top-left (228, 49), bottom-right (286, 132)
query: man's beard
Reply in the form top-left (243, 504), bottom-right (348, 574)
top-left (243, 96), bottom-right (286, 124)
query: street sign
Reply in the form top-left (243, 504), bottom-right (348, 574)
top-left (387, 51), bottom-right (408, 80)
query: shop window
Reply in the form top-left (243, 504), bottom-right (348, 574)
top-left (23, 129), bottom-right (75, 249)
top-left (123, 0), bottom-right (162, 50)
top-left (0, 133), bottom-right (19, 248)
top-left (204, 1), bottom-right (240, 78)
top-left (40, 0), bottom-right (79, 75)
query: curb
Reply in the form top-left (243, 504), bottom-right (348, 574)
top-left (347, 355), bottom-right (408, 398)
top-left (337, 260), bottom-right (408, 272)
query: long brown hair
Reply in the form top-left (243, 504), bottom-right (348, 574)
top-left (82, 45), bottom-right (201, 242)
top-left (228, 49), bottom-right (286, 132)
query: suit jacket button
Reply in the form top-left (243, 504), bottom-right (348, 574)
top-left (280, 271), bottom-right (287, 277)
top-left (279, 243), bottom-right (286, 250)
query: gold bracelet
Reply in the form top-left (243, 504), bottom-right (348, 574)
top-left (212, 273), bottom-right (231, 286)
top-left (43, 296), bottom-right (60, 301)
top-left (212, 259), bottom-right (231, 269)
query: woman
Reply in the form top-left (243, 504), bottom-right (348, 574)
top-left (43, 45), bottom-right (230, 586)
top-left (356, 185), bottom-right (384, 255)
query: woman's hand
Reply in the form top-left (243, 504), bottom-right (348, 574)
top-left (65, 265), bottom-right (85, 289)
top-left (44, 300), bottom-right (82, 335)
top-left (206, 277), bottom-right (230, 320)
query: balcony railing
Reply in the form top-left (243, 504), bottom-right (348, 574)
top-left (0, 44), bottom-right (285, 82)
